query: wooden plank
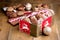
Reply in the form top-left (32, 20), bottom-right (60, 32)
top-left (0, 13), bottom-right (11, 40)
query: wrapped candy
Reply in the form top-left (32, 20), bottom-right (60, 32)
top-left (7, 7), bottom-right (14, 11)
top-left (38, 4), bottom-right (43, 10)
top-left (6, 6), bottom-right (17, 18)
top-left (17, 11), bottom-right (24, 16)
top-left (30, 16), bottom-right (37, 25)
top-left (6, 11), bottom-right (17, 18)
top-left (34, 6), bottom-right (39, 12)
top-left (3, 7), bottom-right (8, 11)
top-left (12, 6), bottom-right (17, 9)
top-left (10, 13), bottom-right (17, 18)
top-left (25, 3), bottom-right (32, 11)
top-left (6, 11), bottom-right (13, 17)
top-left (43, 27), bottom-right (51, 35)
top-left (13, 10), bottom-right (17, 13)
top-left (17, 7), bottom-right (25, 11)
top-left (16, 4), bottom-right (23, 8)
top-left (23, 17), bottom-right (31, 23)
top-left (35, 12), bottom-right (43, 20)
top-left (17, 4), bottom-right (25, 11)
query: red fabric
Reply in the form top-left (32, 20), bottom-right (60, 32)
top-left (19, 20), bottom-right (30, 34)
top-left (42, 16), bottom-right (52, 31)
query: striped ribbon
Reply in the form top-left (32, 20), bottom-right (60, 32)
top-left (9, 10), bottom-right (51, 22)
